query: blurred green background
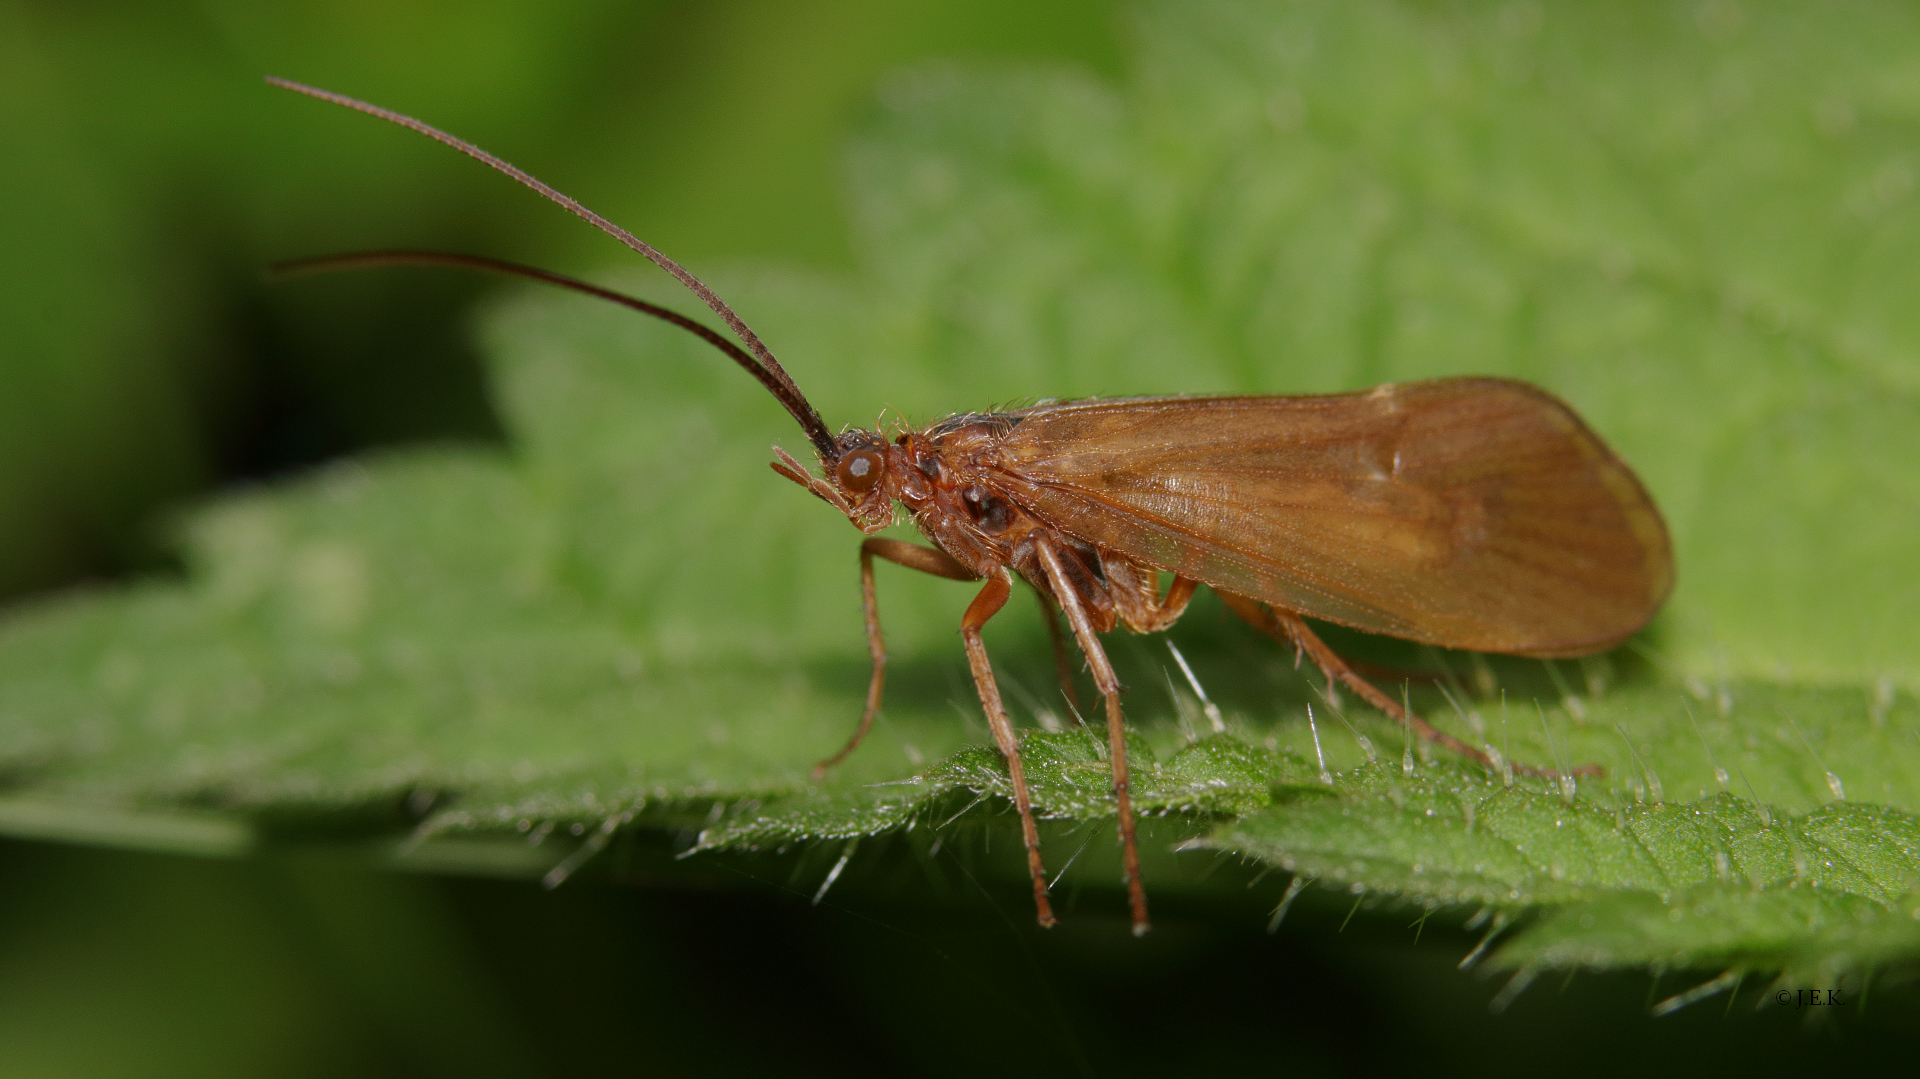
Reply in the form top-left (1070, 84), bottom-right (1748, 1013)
top-left (0, 1), bottom-right (1907, 1075)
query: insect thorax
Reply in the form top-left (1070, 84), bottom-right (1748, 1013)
top-left (883, 419), bottom-right (1030, 575)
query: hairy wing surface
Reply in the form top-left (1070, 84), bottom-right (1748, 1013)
top-left (994, 378), bottom-right (1672, 655)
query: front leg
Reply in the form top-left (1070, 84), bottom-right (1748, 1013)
top-left (812, 538), bottom-right (978, 777)
top-left (814, 540), bottom-right (1056, 928)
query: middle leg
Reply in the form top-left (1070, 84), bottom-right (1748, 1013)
top-left (960, 570), bottom-right (1057, 928)
top-left (1034, 536), bottom-right (1151, 935)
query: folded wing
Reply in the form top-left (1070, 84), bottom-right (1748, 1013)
top-left (995, 378), bottom-right (1672, 656)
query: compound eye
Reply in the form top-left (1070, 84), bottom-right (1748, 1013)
top-left (835, 449), bottom-right (884, 494)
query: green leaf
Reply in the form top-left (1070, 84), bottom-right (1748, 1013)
top-left (2, 0), bottom-right (1919, 1001)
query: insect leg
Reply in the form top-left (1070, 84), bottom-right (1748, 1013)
top-left (1273, 602), bottom-right (1602, 777)
top-left (813, 539), bottom-right (979, 778)
top-left (1035, 537), bottom-right (1151, 936)
top-left (1135, 575), bottom-right (1199, 633)
top-left (1214, 591), bottom-right (1498, 770)
top-left (1102, 560), bottom-right (1196, 635)
top-left (1035, 593), bottom-right (1083, 719)
top-left (960, 569), bottom-right (1058, 928)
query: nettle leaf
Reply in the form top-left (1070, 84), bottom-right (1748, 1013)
top-left (1, 0), bottom-right (1917, 997)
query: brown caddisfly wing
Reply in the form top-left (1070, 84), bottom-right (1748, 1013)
top-left (996, 377), bottom-right (1672, 656)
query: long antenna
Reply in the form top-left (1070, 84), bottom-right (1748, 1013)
top-left (270, 251), bottom-right (793, 407)
top-left (267, 76), bottom-right (839, 462)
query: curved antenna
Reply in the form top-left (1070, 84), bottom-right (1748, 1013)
top-left (270, 251), bottom-right (796, 408)
top-left (267, 76), bottom-right (839, 463)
